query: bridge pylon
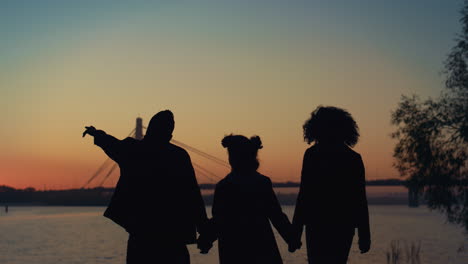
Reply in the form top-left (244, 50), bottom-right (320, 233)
top-left (135, 117), bottom-right (144, 140)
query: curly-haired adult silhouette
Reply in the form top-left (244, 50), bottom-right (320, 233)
top-left (83, 110), bottom-right (208, 264)
top-left (199, 135), bottom-right (293, 264)
top-left (290, 106), bottom-right (371, 264)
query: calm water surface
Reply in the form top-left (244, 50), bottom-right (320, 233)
top-left (0, 206), bottom-right (466, 264)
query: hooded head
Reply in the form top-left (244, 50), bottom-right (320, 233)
top-left (144, 110), bottom-right (174, 143)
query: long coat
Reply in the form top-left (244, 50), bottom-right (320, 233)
top-left (292, 144), bottom-right (371, 261)
top-left (94, 131), bottom-right (207, 244)
top-left (210, 172), bottom-right (291, 264)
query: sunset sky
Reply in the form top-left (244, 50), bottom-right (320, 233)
top-left (0, 0), bottom-right (462, 189)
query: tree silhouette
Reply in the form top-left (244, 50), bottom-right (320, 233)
top-left (392, 1), bottom-right (468, 231)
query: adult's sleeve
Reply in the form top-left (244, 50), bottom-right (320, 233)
top-left (356, 155), bottom-right (371, 243)
top-left (183, 151), bottom-right (209, 235)
top-left (291, 149), bottom-right (312, 241)
top-left (93, 130), bottom-right (130, 163)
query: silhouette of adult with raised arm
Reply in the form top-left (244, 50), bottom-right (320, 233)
top-left (289, 106), bottom-right (371, 264)
top-left (83, 110), bottom-right (208, 264)
top-left (198, 134), bottom-right (294, 264)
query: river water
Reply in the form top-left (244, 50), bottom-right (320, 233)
top-left (0, 206), bottom-right (466, 264)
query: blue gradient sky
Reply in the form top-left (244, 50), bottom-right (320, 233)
top-left (0, 0), bottom-right (463, 188)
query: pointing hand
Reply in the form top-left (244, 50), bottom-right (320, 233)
top-left (82, 126), bottom-right (97, 138)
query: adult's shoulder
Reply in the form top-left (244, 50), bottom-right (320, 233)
top-left (305, 144), bottom-right (318, 153)
top-left (121, 137), bottom-right (139, 148)
top-left (122, 137), bottom-right (138, 144)
top-left (343, 146), bottom-right (364, 167)
top-left (215, 175), bottom-right (232, 189)
top-left (168, 143), bottom-right (190, 156)
top-left (344, 146), bottom-right (362, 159)
top-left (216, 176), bottom-right (228, 186)
top-left (303, 144), bottom-right (319, 158)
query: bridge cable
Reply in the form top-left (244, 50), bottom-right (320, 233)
top-left (83, 128), bottom-right (136, 188)
top-left (192, 162), bottom-right (223, 182)
top-left (171, 139), bottom-right (230, 168)
top-left (142, 126), bottom-right (229, 168)
top-left (98, 163), bottom-right (119, 187)
top-left (82, 159), bottom-right (114, 189)
top-left (89, 126), bottom-right (232, 188)
top-left (193, 167), bottom-right (218, 183)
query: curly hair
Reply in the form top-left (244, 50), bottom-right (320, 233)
top-left (222, 134), bottom-right (263, 171)
top-left (303, 106), bottom-right (359, 147)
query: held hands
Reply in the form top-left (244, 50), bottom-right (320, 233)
top-left (197, 236), bottom-right (213, 254)
top-left (288, 225), bottom-right (303, 253)
top-left (82, 126), bottom-right (97, 138)
top-left (359, 238), bottom-right (371, 254)
top-left (288, 239), bottom-right (302, 253)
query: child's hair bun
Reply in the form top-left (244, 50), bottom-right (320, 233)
top-left (250, 135), bottom-right (263, 150)
top-left (221, 134), bottom-right (263, 150)
top-left (221, 134), bottom-right (234, 148)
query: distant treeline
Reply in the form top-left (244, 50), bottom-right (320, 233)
top-left (0, 179), bottom-right (407, 206)
top-left (0, 186), bottom-right (114, 206)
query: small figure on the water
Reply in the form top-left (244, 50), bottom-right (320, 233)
top-left (5, 205), bottom-right (8, 213)
top-left (198, 134), bottom-right (295, 264)
top-left (290, 106), bottom-right (371, 263)
top-left (83, 110), bottom-right (209, 264)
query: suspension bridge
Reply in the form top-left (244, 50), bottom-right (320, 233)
top-left (81, 117), bottom-right (420, 207)
top-left (82, 117), bottom-right (236, 189)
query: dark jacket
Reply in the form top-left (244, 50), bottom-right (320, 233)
top-left (94, 131), bottom-right (207, 244)
top-left (209, 172), bottom-right (291, 264)
top-left (292, 144), bottom-right (371, 241)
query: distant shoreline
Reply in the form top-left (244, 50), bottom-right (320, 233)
top-left (1, 200), bottom-right (413, 207)
top-left (0, 179), bottom-right (412, 206)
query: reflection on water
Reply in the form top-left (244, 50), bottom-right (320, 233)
top-left (0, 206), bottom-right (466, 264)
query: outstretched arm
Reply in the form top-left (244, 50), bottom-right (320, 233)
top-left (83, 126), bottom-right (127, 163)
